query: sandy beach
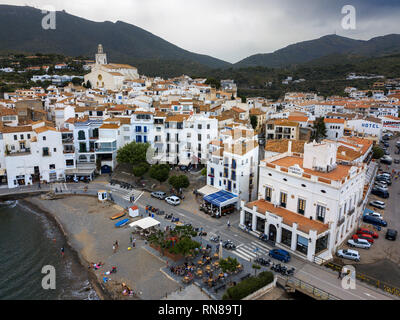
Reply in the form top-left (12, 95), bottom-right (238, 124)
top-left (23, 195), bottom-right (181, 300)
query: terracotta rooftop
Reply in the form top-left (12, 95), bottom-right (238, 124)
top-left (265, 140), bottom-right (306, 154)
top-left (245, 199), bottom-right (329, 235)
top-left (269, 156), bottom-right (353, 181)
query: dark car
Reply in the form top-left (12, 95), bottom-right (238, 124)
top-left (371, 188), bottom-right (389, 198)
top-left (385, 229), bottom-right (397, 241)
top-left (269, 249), bottom-right (291, 263)
top-left (363, 214), bottom-right (388, 227)
top-left (376, 176), bottom-right (392, 186)
top-left (381, 159), bottom-right (392, 165)
top-left (395, 159), bottom-right (400, 164)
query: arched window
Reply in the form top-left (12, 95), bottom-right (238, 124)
top-left (78, 130), bottom-right (86, 140)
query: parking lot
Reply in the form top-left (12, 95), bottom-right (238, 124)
top-left (336, 133), bottom-right (400, 287)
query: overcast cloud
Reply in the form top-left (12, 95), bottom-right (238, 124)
top-left (1, 0), bottom-right (399, 63)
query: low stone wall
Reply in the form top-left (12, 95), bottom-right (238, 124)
top-left (242, 276), bottom-right (277, 300)
top-left (149, 243), bottom-right (184, 262)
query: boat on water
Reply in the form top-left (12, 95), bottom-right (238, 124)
top-left (115, 218), bottom-right (130, 228)
top-left (110, 210), bottom-right (126, 220)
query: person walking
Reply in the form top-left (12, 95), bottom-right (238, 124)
top-left (60, 247), bottom-right (65, 258)
top-left (132, 238), bottom-right (136, 248)
top-left (227, 220), bottom-right (230, 228)
top-left (338, 270), bottom-right (342, 279)
top-left (115, 240), bottom-right (119, 251)
top-left (113, 243), bottom-right (116, 253)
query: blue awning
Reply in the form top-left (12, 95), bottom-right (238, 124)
top-left (203, 190), bottom-right (238, 207)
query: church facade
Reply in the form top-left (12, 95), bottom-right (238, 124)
top-left (84, 44), bottom-right (139, 90)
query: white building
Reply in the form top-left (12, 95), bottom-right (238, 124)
top-left (203, 127), bottom-right (259, 209)
top-left (240, 141), bottom-right (366, 262)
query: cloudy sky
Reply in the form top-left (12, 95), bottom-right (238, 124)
top-left (1, 0), bottom-right (400, 62)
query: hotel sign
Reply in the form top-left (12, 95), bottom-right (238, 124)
top-left (289, 165), bottom-right (303, 176)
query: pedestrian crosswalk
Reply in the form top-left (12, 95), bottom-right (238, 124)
top-left (52, 183), bottom-right (69, 192)
top-left (231, 241), bottom-right (271, 262)
top-left (106, 184), bottom-right (142, 202)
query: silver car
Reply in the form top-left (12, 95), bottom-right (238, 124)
top-left (369, 200), bottom-right (385, 209)
top-left (347, 238), bottom-right (371, 249)
top-left (337, 249), bottom-right (360, 262)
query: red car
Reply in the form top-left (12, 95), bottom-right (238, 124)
top-left (357, 228), bottom-right (379, 239)
top-left (352, 234), bottom-right (374, 244)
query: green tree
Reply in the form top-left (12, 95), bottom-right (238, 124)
top-left (372, 146), bottom-right (384, 159)
top-left (149, 164), bottom-right (170, 183)
top-left (250, 115), bottom-right (258, 130)
top-left (169, 175), bottom-right (190, 190)
top-left (201, 167), bottom-right (207, 176)
top-left (219, 257), bottom-right (240, 273)
top-left (311, 117), bottom-right (327, 142)
top-left (116, 142), bottom-right (150, 165)
top-left (132, 162), bottom-right (150, 177)
top-left (169, 237), bottom-right (201, 257)
top-left (205, 78), bottom-right (221, 89)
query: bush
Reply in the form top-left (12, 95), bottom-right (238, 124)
top-left (222, 271), bottom-right (274, 300)
top-left (149, 164), bottom-right (170, 183)
top-left (201, 167), bottom-right (207, 176)
top-left (132, 162), bottom-right (150, 177)
top-left (169, 175), bottom-right (190, 190)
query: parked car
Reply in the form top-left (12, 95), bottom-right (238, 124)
top-left (337, 249), bottom-right (360, 262)
top-left (385, 229), bottom-right (398, 241)
top-left (373, 185), bottom-right (388, 192)
top-left (385, 150), bottom-right (391, 155)
top-left (366, 211), bottom-right (383, 219)
top-left (381, 158), bottom-right (392, 165)
top-left (357, 228), bottom-right (379, 239)
top-left (151, 191), bottom-right (167, 200)
top-left (352, 233), bottom-right (374, 244)
top-left (347, 238), bottom-right (371, 249)
top-left (371, 188), bottom-right (389, 198)
top-left (376, 176), bottom-right (391, 186)
top-left (269, 249), bottom-right (291, 263)
top-left (369, 200), bottom-right (385, 210)
top-left (165, 196), bottom-right (181, 206)
top-left (363, 214), bottom-right (388, 227)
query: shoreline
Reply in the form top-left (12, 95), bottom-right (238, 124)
top-left (19, 198), bottom-right (114, 300)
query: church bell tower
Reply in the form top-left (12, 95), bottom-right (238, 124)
top-left (95, 44), bottom-right (107, 65)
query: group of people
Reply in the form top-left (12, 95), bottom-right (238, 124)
top-left (88, 262), bottom-right (104, 270)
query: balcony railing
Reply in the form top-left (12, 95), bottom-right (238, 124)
top-left (348, 208), bottom-right (355, 216)
top-left (337, 216), bottom-right (345, 227)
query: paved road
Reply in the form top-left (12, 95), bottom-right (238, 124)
top-left (1, 178), bottom-right (397, 300)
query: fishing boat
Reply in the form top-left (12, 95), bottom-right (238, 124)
top-left (110, 210), bottom-right (126, 220)
top-left (115, 218), bottom-right (130, 228)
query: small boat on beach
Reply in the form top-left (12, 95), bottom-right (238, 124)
top-left (115, 218), bottom-right (130, 228)
top-left (110, 210), bottom-right (126, 220)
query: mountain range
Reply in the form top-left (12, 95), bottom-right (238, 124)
top-left (1, 5), bottom-right (400, 76)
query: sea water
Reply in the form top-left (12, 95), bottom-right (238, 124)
top-left (0, 201), bottom-right (99, 300)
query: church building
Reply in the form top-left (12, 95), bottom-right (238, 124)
top-left (84, 44), bottom-right (139, 90)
